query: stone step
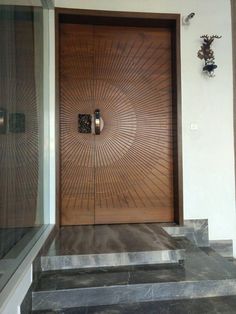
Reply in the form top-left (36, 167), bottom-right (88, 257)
top-left (41, 224), bottom-right (185, 271)
top-left (32, 239), bottom-right (236, 311)
top-left (31, 295), bottom-right (236, 314)
top-left (41, 249), bottom-right (185, 271)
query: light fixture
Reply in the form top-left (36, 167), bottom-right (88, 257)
top-left (182, 12), bottom-right (195, 25)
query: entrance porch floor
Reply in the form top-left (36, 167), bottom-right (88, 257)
top-left (31, 224), bottom-right (236, 312)
top-left (45, 224), bottom-right (180, 255)
top-left (41, 224), bottom-right (184, 271)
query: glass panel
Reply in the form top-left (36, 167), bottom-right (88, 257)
top-left (0, 4), bottom-right (46, 291)
top-left (1, 1), bottom-right (42, 6)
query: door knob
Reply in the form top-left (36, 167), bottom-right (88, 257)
top-left (0, 108), bottom-right (7, 134)
top-left (78, 110), bottom-right (103, 134)
top-left (94, 109), bottom-right (101, 135)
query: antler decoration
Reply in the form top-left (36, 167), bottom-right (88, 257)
top-left (198, 35), bottom-right (222, 61)
top-left (197, 34), bottom-right (222, 77)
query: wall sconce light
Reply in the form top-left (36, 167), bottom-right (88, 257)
top-left (197, 34), bottom-right (222, 77)
top-left (182, 12), bottom-right (195, 25)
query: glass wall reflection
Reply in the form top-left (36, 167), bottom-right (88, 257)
top-left (0, 4), bottom-right (45, 289)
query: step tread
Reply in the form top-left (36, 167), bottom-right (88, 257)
top-left (35, 264), bottom-right (184, 291)
top-left (36, 239), bottom-right (236, 292)
top-left (31, 295), bottom-right (236, 314)
top-left (44, 224), bottom-right (181, 256)
top-left (32, 239), bottom-right (236, 311)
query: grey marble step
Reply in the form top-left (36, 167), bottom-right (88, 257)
top-left (32, 239), bottom-right (236, 311)
top-left (209, 240), bottom-right (233, 258)
top-left (32, 277), bottom-right (236, 311)
top-left (31, 295), bottom-right (236, 314)
top-left (41, 224), bottom-right (185, 270)
top-left (41, 249), bottom-right (185, 271)
top-left (162, 219), bottom-right (209, 247)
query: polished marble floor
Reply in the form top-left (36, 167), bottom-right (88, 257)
top-left (32, 238), bottom-right (236, 311)
top-left (0, 227), bottom-right (36, 259)
top-left (38, 238), bottom-right (236, 291)
top-left (45, 224), bottom-right (180, 256)
top-left (29, 222), bottom-right (236, 313)
top-left (32, 295), bottom-right (236, 313)
top-left (41, 224), bottom-right (185, 271)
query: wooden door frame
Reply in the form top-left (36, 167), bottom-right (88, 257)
top-left (55, 8), bottom-right (183, 226)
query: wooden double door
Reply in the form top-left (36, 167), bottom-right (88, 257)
top-left (59, 21), bottom-right (175, 225)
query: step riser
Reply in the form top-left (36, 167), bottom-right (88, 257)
top-left (32, 279), bottom-right (236, 311)
top-left (41, 249), bottom-right (185, 271)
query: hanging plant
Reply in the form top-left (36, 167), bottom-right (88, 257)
top-left (197, 35), bottom-right (222, 77)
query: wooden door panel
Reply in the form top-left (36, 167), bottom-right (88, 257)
top-left (93, 26), bottom-right (173, 223)
top-left (60, 24), bottom-right (95, 225)
top-left (60, 23), bottom-right (174, 225)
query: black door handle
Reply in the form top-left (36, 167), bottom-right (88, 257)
top-left (94, 109), bottom-right (100, 135)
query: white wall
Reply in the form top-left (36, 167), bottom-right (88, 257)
top-left (55, 0), bottom-right (236, 245)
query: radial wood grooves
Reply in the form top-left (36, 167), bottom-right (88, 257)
top-left (60, 23), bottom-right (174, 225)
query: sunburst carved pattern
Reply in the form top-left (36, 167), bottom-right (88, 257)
top-left (60, 24), bottom-right (174, 225)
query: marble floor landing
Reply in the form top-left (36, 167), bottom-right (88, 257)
top-left (30, 223), bottom-right (236, 313)
top-left (41, 224), bottom-right (185, 270)
top-left (45, 224), bottom-right (181, 255)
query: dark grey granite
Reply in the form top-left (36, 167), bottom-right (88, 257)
top-left (3, 227), bottom-right (41, 259)
top-left (31, 295), bottom-right (236, 314)
top-left (0, 227), bottom-right (30, 259)
top-left (162, 219), bottom-right (209, 247)
top-left (228, 257), bottom-right (236, 267)
top-left (45, 224), bottom-right (181, 255)
top-left (33, 278), bottom-right (236, 310)
top-left (20, 226), bottom-right (57, 313)
top-left (32, 238), bottom-right (236, 311)
top-left (30, 223), bottom-right (236, 312)
top-left (41, 224), bottom-right (185, 270)
top-left (32, 226), bottom-right (58, 288)
top-left (184, 219), bottom-right (209, 246)
top-left (34, 264), bottom-right (184, 292)
top-left (20, 285), bottom-right (32, 314)
top-left (41, 249), bottom-right (184, 271)
top-left (210, 240), bottom-right (233, 258)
